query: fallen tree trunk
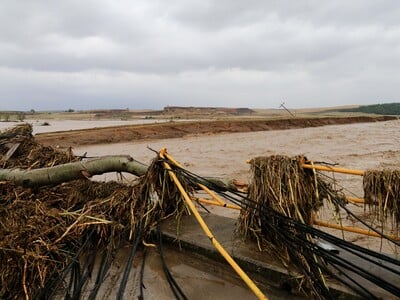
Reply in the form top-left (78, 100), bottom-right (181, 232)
top-left (0, 155), bottom-right (147, 187)
top-left (0, 155), bottom-right (240, 191)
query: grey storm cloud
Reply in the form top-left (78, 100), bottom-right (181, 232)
top-left (0, 0), bottom-right (400, 110)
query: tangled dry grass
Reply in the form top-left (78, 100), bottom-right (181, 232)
top-left (0, 124), bottom-right (75, 169)
top-left (364, 169), bottom-right (400, 230)
top-left (0, 124), bottom-right (190, 299)
top-left (239, 155), bottom-right (324, 243)
top-left (238, 155), bottom-right (345, 298)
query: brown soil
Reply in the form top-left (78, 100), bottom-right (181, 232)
top-left (36, 115), bottom-right (395, 147)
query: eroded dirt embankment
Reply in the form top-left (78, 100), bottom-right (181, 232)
top-left (36, 116), bottom-right (396, 147)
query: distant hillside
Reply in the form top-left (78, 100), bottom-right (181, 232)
top-left (335, 103), bottom-right (400, 115)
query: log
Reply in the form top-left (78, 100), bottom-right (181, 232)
top-left (0, 156), bottom-right (147, 187)
top-left (0, 155), bottom-right (241, 191)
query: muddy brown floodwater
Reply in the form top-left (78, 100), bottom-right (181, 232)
top-left (75, 119), bottom-right (400, 198)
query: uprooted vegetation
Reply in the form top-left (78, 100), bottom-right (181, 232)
top-left (239, 156), bottom-right (345, 298)
top-left (0, 124), bottom-right (190, 299)
top-left (364, 169), bottom-right (400, 229)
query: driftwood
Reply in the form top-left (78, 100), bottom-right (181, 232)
top-left (0, 155), bottom-right (146, 187)
top-left (0, 155), bottom-right (241, 191)
top-left (0, 142), bottom-right (20, 164)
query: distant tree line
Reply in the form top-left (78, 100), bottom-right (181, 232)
top-left (337, 103), bottom-right (400, 115)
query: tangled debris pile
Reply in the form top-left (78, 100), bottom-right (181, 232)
top-left (239, 155), bottom-right (345, 298)
top-left (0, 124), bottom-right (189, 299)
top-left (242, 155), bottom-right (323, 229)
top-left (0, 124), bottom-right (75, 169)
top-left (235, 154), bottom-right (400, 299)
top-left (364, 169), bottom-right (400, 229)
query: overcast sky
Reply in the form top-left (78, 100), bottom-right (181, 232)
top-left (1, 0), bottom-right (399, 111)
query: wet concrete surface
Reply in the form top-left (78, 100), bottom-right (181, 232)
top-left (67, 211), bottom-right (399, 299)
top-left (73, 237), bottom-right (304, 299)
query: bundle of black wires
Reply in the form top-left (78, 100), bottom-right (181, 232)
top-left (166, 161), bottom-right (400, 299)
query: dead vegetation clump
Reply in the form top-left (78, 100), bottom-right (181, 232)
top-left (0, 125), bottom-right (190, 299)
top-left (238, 155), bottom-right (325, 264)
top-left (0, 123), bottom-right (75, 168)
top-left (239, 155), bottom-right (323, 239)
top-left (238, 155), bottom-right (344, 299)
top-left (363, 169), bottom-right (400, 229)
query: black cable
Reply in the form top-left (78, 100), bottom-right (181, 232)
top-left (311, 253), bottom-right (378, 299)
top-left (162, 163), bottom-right (400, 298)
top-left (157, 223), bottom-right (188, 300)
top-left (71, 247), bottom-right (97, 299)
top-left (116, 228), bottom-right (143, 300)
top-left (281, 224), bottom-right (400, 297)
top-left (179, 166), bottom-right (400, 266)
top-left (138, 250), bottom-right (148, 300)
top-left (173, 161), bottom-right (394, 245)
top-left (37, 228), bottom-right (96, 300)
top-left (333, 196), bottom-right (400, 246)
top-left (195, 198), bottom-right (211, 213)
top-left (273, 212), bottom-right (400, 267)
top-left (276, 221), bottom-right (376, 298)
top-left (87, 244), bottom-right (114, 300)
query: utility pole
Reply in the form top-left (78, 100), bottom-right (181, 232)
top-left (280, 102), bottom-right (295, 118)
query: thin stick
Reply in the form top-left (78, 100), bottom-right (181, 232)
top-left (23, 256), bottom-right (29, 300)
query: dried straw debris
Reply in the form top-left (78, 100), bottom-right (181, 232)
top-left (238, 155), bottom-right (343, 299)
top-left (364, 169), bottom-right (400, 228)
top-left (0, 123), bottom-right (76, 169)
top-left (239, 155), bottom-right (323, 236)
top-left (0, 125), bottom-right (190, 299)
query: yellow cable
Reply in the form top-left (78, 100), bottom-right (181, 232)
top-left (346, 196), bottom-right (365, 204)
top-left (160, 148), bottom-right (267, 300)
top-left (164, 152), bottom-right (228, 206)
top-left (301, 163), bottom-right (364, 176)
top-left (198, 183), bottom-right (226, 205)
top-left (248, 159), bottom-right (365, 176)
top-left (314, 220), bottom-right (400, 240)
top-left (195, 198), bottom-right (241, 210)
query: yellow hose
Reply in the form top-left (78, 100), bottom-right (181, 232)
top-left (160, 148), bottom-right (267, 300)
top-left (197, 183), bottom-right (226, 205)
top-left (314, 220), bottom-right (400, 240)
top-left (195, 198), bottom-right (241, 210)
top-left (346, 196), bottom-right (365, 204)
top-left (301, 163), bottom-right (364, 176)
top-left (247, 159), bottom-right (365, 176)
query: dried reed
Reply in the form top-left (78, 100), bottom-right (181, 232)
top-left (239, 155), bottom-right (333, 299)
top-left (239, 155), bottom-right (322, 236)
top-left (0, 125), bottom-right (190, 299)
top-left (364, 169), bottom-right (400, 229)
top-left (0, 124), bottom-right (75, 169)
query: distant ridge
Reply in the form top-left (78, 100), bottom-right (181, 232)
top-left (163, 106), bottom-right (254, 115)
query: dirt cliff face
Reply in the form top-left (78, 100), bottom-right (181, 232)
top-left (35, 116), bottom-right (395, 148)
